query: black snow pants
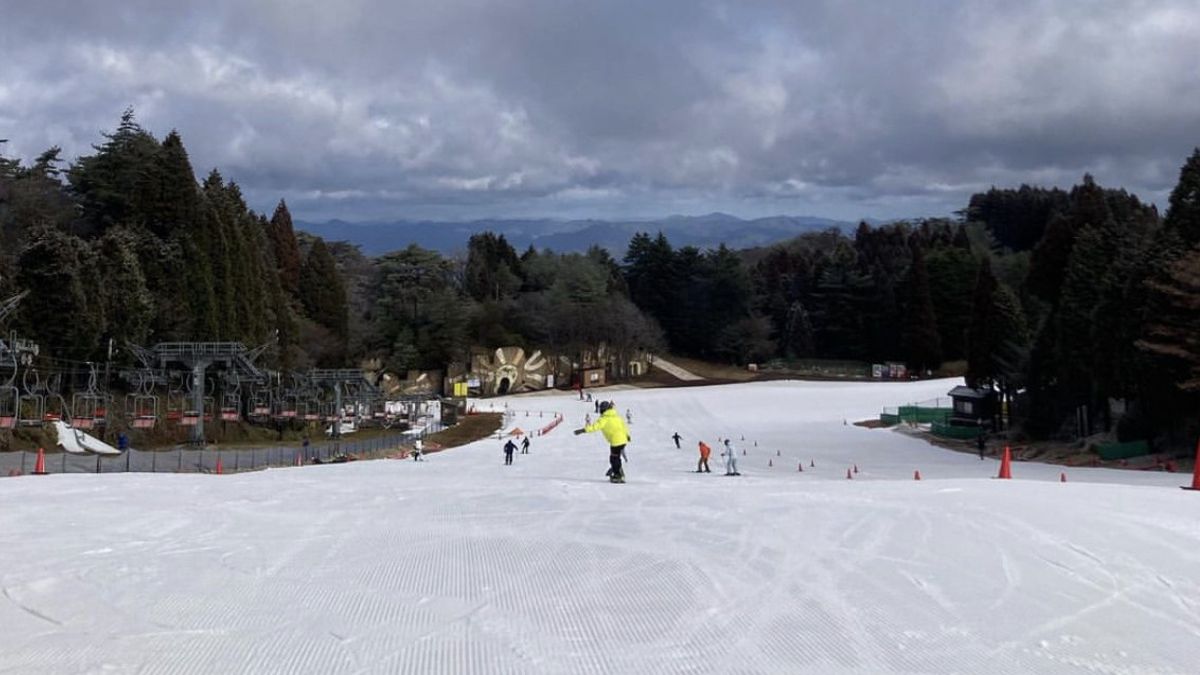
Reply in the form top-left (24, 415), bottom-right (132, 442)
top-left (608, 444), bottom-right (625, 478)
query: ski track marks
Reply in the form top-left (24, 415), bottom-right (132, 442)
top-left (2, 378), bottom-right (1200, 673)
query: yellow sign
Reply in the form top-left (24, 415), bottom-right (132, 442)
top-left (454, 382), bottom-right (468, 397)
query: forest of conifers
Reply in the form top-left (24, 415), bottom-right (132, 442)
top-left (2, 112), bottom-right (1199, 449)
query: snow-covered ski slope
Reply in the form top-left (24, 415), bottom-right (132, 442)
top-left (3, 378), bottom-right (1199, 674)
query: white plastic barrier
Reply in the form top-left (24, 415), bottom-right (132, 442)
top-left (53, 421), bottom-right (122, 456)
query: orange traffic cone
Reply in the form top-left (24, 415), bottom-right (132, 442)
top-left (295, 452), bottom-right (303, 466)
top-left (33, 447), bottom-right (47, 475)
top-left (1060, 472), bottom-right (1067, 483)
top-left (1182, 438), bottom-right (1200, 491)
top-left (846, 467), bottom-right (853, 479)
top-left (914, 470), bottom-right (921, 480)
top-left (215, 457), bottom-right (224, 475)
top-left (997, 446), bottom-right (1012, 479)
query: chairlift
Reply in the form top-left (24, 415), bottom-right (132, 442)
top-left (123, 370), bottom-right (160, 429)
top-left (71, 366), bottom-right (109, 430)
top-left (302, 389), bottom-right (321, 422)
top-left (128, 394), bottom-right (159, 429)
top-left (165, 371), bottom-right (187, 424)
top-left (0, 351), bottom-right (17, 429)
top-left (42, 373), bottom-right (69, 425)
top-left (0, 386), bottom-right (17, 430)
top-left (220, 372), bottom-right (242, 422)
top-left (200, 377), bottom-right (216, 423)
top-left (320, 400), bottom-right (339, 423)
top-left (274, 374), bottom-right (301, 420)
top-left (18, 368), bottom-right (45, 427)
top-left (250, 383), bottom-right (272, 420)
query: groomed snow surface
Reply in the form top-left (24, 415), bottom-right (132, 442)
top-left (3, 379), bottom-right (1200, 674)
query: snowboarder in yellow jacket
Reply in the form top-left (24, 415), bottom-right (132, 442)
top-left (574, 401), bottom-right (630, 482)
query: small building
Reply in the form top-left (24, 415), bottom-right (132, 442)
top-left (947, 386), bottom-right (998, 427)
top-left (579, 367), bottom-right (606, 388)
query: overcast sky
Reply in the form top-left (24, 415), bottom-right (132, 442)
top-left (2, 1), bottom-right (1198, 223)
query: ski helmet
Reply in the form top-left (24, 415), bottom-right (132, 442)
top-left (598, 400), bottom-right (613, 413)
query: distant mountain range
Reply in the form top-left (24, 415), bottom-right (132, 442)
top-left (295, 213), bottom-right (861, 256)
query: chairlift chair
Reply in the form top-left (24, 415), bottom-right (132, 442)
top-left (165, 371), bottom-right (187, 424)
top-left (250, 385), bottom-right (272, 419)
top-left (18, 368), bottom-right (46, 427)
top-left (276, 392), bottom-right (299, 420)
top-left (320, 400), bottom-right (338, 423)
top-left (220, 372), bottom-right (241, 422)
top-left (123, 371), bottom-right (160, 429)
top-left (0, 352), bottom-right (17, 429)
top-left (126, 393), bottom-right (159, 429)
top-left (302, 391), bottom-right (321, 422)
top-left (0, 386), bottom-right (17, 429)
top-left (72, 394), bottom-right (110, 429)
top-left (71, 366), bottom-right (109, 429)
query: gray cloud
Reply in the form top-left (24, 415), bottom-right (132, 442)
top-left (2, 0), bottom-right (1197, 222)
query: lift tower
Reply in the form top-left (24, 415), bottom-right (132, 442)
top-left (129, 342), bottom-right (268, 445)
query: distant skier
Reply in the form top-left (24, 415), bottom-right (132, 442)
top-left (586, 392), bottom-right (592, 403)
top-left (521, 436), bottom-right (530, 454)
top-left (594, 400), bottom-right (600, 413)
top-left (504, 438), bottom-right (517, 465)
top-left (117, 431), bottom-right (129, 453)
top-left (722, 438), bottom-right (741, 476)
top-left (413, 438), bottom-right (424, 461)
top-left (976, 426), bottom-right (986, 460)
top-left (696, 441), bottom-right (712, 473)
top-left (672, 431), bottom-right (682, 449)
top-left (574, 401), bottom-right (631, 483)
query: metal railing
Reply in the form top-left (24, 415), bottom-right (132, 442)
top-left (0, 431), bottom-right (427, 477)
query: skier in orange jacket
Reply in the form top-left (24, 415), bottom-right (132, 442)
top-left (696, 441), bottom-right (712, 473)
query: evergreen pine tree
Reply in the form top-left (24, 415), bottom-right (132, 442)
top-left (966, 258), bottom-right (999, 387)
top-left (300, 237), bottom-right (349, 341)
top-left (269, 200), bottom-right (303, 296)
top-left (901, 244), bottom-right (942, 372)
top-left (1162, 148), bottom-right (1200, 246)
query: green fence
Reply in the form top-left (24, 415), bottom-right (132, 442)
top-left (880, 408), bottom-right (952, 426)
top-left (1094, 440), bottom-right (1150, 461)
top-left (898, 406), bottom-right (952, 424)
top-left (931, 421), bottom-right (983, 440)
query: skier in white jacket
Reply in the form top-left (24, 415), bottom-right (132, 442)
top-left (722, 438), bottom-right (741, 476)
